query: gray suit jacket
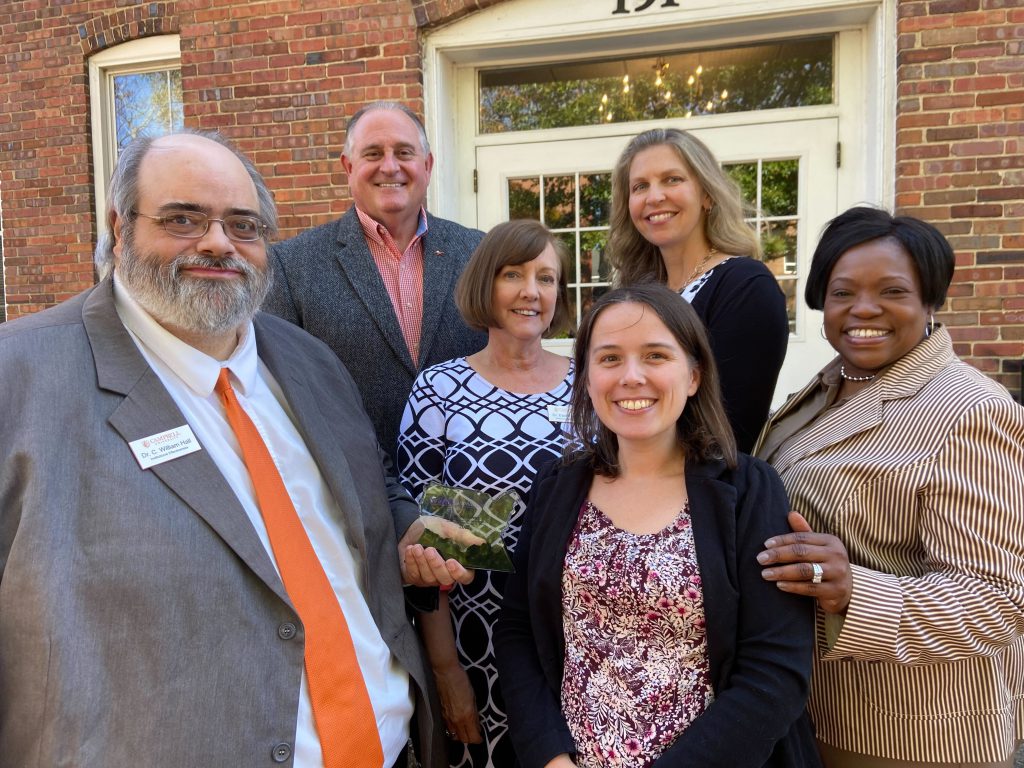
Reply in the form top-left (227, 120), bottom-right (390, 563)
top-left (0, 280), bottom-right (442, 767)
top-left (264, 207), bottom-right (487, 459)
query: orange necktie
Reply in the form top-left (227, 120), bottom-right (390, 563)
top-left (215, 369), bottom-right (384, 768)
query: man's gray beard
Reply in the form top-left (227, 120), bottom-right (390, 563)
top-left (116, 235), bottom-right (272, 336)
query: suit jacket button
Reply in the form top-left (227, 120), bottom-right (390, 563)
top-left (272, 742), bottom-right (292, 763)
top-left (278, 622), bottom-right (297, 640)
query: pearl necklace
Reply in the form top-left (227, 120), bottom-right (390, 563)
top-left (681, 248), bottom-right (718, 289)
top-left (840, 364), bottom-right (875, 382)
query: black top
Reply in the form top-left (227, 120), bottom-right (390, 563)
top-left (494, 454), bottom-right (821, 768)
top-left (687, 257), bottom-right (789, 454)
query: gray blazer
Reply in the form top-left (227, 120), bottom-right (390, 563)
top-left (0, 279), bottom-right (442, 768)
top-left (264, 207), bottom-right (487, 459)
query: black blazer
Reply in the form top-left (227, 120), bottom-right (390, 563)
top-left (494, 454), bottom-right (820, 768)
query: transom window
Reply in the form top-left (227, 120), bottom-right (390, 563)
top-left (480, 36), bottom-right (833, 133)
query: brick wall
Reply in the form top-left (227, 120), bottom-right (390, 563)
top-left (896, 0), bottom-right (1024, 396)
top-left (0, 0), bottom-right (428, 321)
top-left (0, 0), bottom-right (1021, 398)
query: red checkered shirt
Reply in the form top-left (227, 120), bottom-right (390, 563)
top-left (355, 206), bottom-right (427, 364)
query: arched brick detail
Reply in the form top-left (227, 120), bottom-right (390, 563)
top-left (410, 0), bottom-right (510, 29)
top-left (78, 2), bottom-right (180, 57)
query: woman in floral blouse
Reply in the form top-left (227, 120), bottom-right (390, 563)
top-left (495, 282), bottom-right (820, 768)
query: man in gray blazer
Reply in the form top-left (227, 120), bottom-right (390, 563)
top-left (263, 102), bottom-right (486, 459)
top-left (0, 130), bottom-right (452, 767)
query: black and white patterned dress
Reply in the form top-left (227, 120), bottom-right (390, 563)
top-left (397, 356), bottom-right (574, 768)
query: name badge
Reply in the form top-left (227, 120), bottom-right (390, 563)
top-left (129, 425), bottom-right (202, 469)
top-left (547, 404), bottom-right (571, 423)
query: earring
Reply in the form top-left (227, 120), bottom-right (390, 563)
top-left (820, 325), bottom-right (827, 340)
top-left (926, 313), bottom-right (935, 338)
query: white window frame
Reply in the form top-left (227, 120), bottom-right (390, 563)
top-left (89, 35), bottom-right (182, 238)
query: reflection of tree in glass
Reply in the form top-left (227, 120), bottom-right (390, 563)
top-left (508, 177), bottom-right (541, 220)
top-left (544, 176), bottom-right (576, 229)
top-left (724, 160), bottom-right (798, 217)
top-left (580, 173), bottom-right (612, 227)
top-left (579, 285), bottom-right (610, 324)
top-left (724, 160), bottom-right (799, 265)
top-left (114, 69), bottom-right (184, 153)
top-left (725, 162), bottom-right (758, 206)
top-left (480, 47), bottom-right (831, 133)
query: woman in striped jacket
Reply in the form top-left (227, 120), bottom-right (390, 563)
top-left (755, 206), bottom-right (1024, 768)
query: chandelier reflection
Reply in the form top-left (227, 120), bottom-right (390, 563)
top-left (597, 57), bottom-right (729, 124)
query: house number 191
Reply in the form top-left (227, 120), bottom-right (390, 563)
top-left (613, 0), bottom-right (680, 13)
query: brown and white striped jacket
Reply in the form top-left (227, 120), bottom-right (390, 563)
top-left (757, 327), bottom-right (1024, 762)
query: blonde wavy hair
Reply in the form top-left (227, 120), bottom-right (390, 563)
top-left (608, 128), bottom-right (760, 286)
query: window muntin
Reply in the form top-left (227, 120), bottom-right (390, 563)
top-left (725, 159), bottom-right (800, 333)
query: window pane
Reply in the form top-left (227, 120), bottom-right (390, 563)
top-left (580, 173), bottom-right (612, 227)
top-left (778, 278), bottom-right (798, 334)
top-left (480, 36), bottom-right (832, 133)
top-left (544, 175), bottom-right (576, 229)
top-left (556, 232), bottom-right (578, 282)
top-left (113, 68), bottom-right (184, 153)
top-left (581, 230), bottom-right (611, 283)
top-left (761, 219), bottom-right (799, 277)
top-left (571, 285), bottom-right (610, 326)
top-left (508, 177), bottom-right (541, 220)
top-left (759, 159), bottom-right (799, 217)
top-left (725, 162), bottom-right (758, 206)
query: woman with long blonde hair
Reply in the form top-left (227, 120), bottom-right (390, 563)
top-left (608, 128), bottom-right (788, 452)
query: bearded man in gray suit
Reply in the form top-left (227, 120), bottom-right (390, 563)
top-left (0, 130), bottom-right (461, 768)
top-left (263, 102), bottom-right (486, 460)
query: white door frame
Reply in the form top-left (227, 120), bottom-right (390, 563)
top-left (422, 0), bottom-right (896, 225)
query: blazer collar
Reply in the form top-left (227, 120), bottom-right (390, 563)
top-left (331, 207), bottom-right (463, 373)
top-left (418, 216), bottom-right (464, 368)
top-left (83, 279), bottom-right (291, 606)
top-left (764, 326), bottom-right (956, 476)
top-left (331, 207), bottom-right (414, 370)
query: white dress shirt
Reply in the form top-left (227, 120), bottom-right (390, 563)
top-left (113, 276), bottom-right (413, 768)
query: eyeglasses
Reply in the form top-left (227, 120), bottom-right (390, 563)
top-left (134, 210), bottom-right (268, 242)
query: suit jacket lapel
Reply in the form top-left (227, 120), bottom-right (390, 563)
top-left (766, 329), bottom-right (955, 476)
top-left (418, 213), bottom-right (463, 368)
top-left (84, 281), bottom-right (289, 604)
top-left (769, 392), bottom-right (884, 477)
top-left (331, 207), bottom-right (417, 374)
top-left (254, 316), bottom-right (370, 563)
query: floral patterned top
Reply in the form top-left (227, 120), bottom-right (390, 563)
top-left (561, 500), bottom-right (715, 768)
